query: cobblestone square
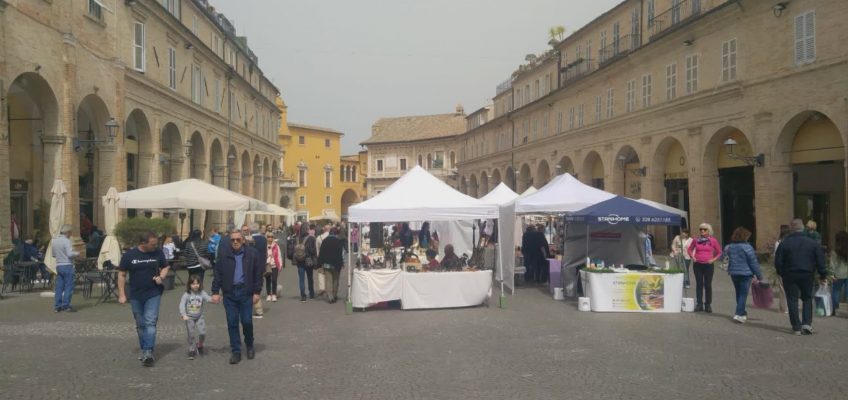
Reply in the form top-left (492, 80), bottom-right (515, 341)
top-left (1, 264), bottom-right (847, 400)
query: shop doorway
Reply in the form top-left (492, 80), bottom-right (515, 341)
top-left (665, 178), bottom-right (690, 243)
top-left (794, 192), bottom-right (830, 249)
top-left (719, 166), bottom-right (756, 245)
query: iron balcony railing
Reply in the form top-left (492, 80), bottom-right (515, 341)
top-left (650, 0), bottom-right (703, 38)
top-left (561, 58), bottom-right (597, 84)
top-left (598, 34), bottom-right (641, 66)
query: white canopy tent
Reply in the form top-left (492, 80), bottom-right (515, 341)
top-left (519, 186), bottom-right (538, 198)
top-left (347, 166), bottom-right (503, 308)
top-left (499, 173), bottom-right (616, 293)
top-left (480, 182), bottom-right (519, 205)
top-left (116, 178), bottom-right (269, 211)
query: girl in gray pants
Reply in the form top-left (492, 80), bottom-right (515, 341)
top-left (179, 275), bottom-right (213, 360)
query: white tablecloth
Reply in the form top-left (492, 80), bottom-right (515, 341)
top-left (351, 269), bottom-right (403, 308)
top-left (581, 271), bottom-right (683, 313)
top-left (400, 270), bottom-right (492, 310)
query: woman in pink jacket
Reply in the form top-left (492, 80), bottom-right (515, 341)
top-left (687, 223), bottom-right (722, 313)
top-left (265, 232), bottom-right (283, 302)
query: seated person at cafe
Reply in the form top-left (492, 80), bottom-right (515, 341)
top-left (425, 249), bottom-right (440, 270)
top-left (440, 245), bottom-right (462, 270)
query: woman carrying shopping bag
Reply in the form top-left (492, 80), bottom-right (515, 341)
top-left (723, 227), bottom-right (764, 323)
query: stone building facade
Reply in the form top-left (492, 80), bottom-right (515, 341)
top-left (455, 0), bottom-right (846, 251)
top-left (0, 0), bottom-right (283, 250)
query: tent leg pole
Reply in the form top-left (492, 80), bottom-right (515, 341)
top-left (345, 223), bottom-right (354, 315)
top-left (497, 220), bottom-right (506, 309)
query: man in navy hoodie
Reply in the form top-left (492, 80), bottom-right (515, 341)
top-left (775, 218), bottom-right (827, 335)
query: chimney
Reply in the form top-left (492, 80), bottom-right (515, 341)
top-left (455, 104), bottom-right (464, 116)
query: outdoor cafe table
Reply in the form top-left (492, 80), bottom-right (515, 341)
top-left (580, 270), bottom-right (683, 313)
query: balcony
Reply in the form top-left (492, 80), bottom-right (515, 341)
top-left (561, 58), bottom-right (597, 85)
top-left (650, 0), bottom-right (703, 39)
top-left (598, 34), bottom-right (641, 66)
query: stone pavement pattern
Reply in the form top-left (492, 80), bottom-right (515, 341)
top-left (1, 265), bottom-right (847, 400)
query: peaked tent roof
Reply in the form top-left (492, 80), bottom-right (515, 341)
top-left (519, 186), bottom-right (538, 198)
top-left (348, 166), bottom-right (498, 222)
top-left (513, 173), bottom-right (615, 213)
top-left (116, 179), bottom-right (268, 211)
top-left (564, 196), bottom-right (682, 225)
top-left (480, 182), bottom-right (519, 205)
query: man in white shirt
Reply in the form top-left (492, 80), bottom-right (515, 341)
top-left (52, 224), bottom-right (79, 312)
top-left (314, 224), bottom-right (330, 296)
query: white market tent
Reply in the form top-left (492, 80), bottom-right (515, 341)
top-left (519, 186), bottom-right (538, 198)
top-left (347, 166), bottom-right (503, 304)
top-left (348, 166), bottom-right (498, 222)
top-left (480, 182), bottom-right (519, 205)
top-left (499, 173), bottom-right (617, 293)
top-left (116, 178), bottom-right (269, 211)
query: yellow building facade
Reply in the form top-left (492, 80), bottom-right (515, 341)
top-left (280, 122), bottom-right (344, 221)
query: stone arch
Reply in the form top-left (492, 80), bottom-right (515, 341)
top-left (227, 145), bottom-right (239, 191)
top-left (518, 163), bottom-right (532, 192)
top-left (460, 176), bottom-right (468, 194)
top-left (125, 109), bottom-right (153, 190)
top-left (263, 157), bottom-right (271, 202)
top-left (469, 174), bottom-right (479, 198)
top-left (75, 93), bottom-right (112, 229)
top-left (557, 156), bottom-right (575, 176)
top-left (774, 111), bottom-right (845, 248)
top-left (491, 168), bottom-right (502, 186)
top-left (504, 166), bottom-right (516, 190)
top-left (341, 189), bottom-right (360, 217)
top-left (209, 139), bottom-right (225, 187)
top-left (241, 151), bottom-right (252, 196)
top-left (613, 145), bottom-right (642, 197)
top-left (536, 159), bottom-right (551, 187)
top-left (480, 171), bottom-right (490, 195)
top-left (6, 72), bottom-right (61, 240)
top-left (703, 126), bottom-right (757, 244)
top-left (160, 122), bottom-right (183, 184)
top-left (188, 131), bottom-right (206, 180)
top-left (449, 151), bottom-right (456, 169)
top-left (582, 151), bottom-right (605, 189)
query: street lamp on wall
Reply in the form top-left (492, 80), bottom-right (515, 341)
top-left (73, 117), bottom-right (118, 152)
top-left (723, 138), bottom-right (765, 167)
top-left (183, 140), bottom-right (192, 157)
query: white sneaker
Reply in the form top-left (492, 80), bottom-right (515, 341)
top-left (271, 295), bottom-right (278, 302)
top-left (266, 295), bottom-right (272, 302)
top-left (732, 315), bottom-right (747, 323)
top-left (253, 314), bottom-right (263, 319)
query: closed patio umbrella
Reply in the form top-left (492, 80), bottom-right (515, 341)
top-left (97, 187), bottom-right (122, 270)
top-left (43, 180), bottom-right (67, 274)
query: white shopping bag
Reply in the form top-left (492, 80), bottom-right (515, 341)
top-left (815, 284), bottom-right (832, 317)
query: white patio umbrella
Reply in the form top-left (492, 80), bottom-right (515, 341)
top-left (97, 187), bottom-right (122, 270)
top-left (43, 180), bottom-right (67, 274)
top-left (116, 178), bottom-right (269, 211)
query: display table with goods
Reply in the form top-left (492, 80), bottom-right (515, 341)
top-left (580, 264), bottom-right (684, 313)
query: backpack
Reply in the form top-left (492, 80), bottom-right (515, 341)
top-left (207, 235), bottom-right (220, 255)
top-left (293, 236), bottom-right (307, 263)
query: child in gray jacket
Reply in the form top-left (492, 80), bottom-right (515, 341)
top-left (179, 275), bottom-right (213, 360)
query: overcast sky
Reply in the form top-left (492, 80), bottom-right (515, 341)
top-left (213, 0), bottom-right (621, 154)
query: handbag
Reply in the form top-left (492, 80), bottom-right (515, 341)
top-left (190, 242), bottom-right (213, 270)
top-left (751, 281), bottom-right (773, 309)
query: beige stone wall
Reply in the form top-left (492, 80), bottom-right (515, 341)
top-left (0, 0), bottom-right (283, 251)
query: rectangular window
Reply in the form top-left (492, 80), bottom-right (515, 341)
top-left (325, 170), bottom-right (332, 188)
top-left (298, 170), bottom-right (306, 187)
top-left (214, 78), bottom-right (221, 112)
top-left (642, 74), bottom-right (652, 108)
top-left (298, 136), bottom-right (305, 145)
top-left (400, 158), bottom-right (407, 171)
top-left (534, 79), bottom-right (540, 99)
top-left (542, 111), bottom-right (549, 136)
top-left (595, 96), bottom-right (602, 122)
top-left (163, 0), bottom-right (181, 19)
top-left (599, 31), bottom-right (607, 63)
top-left (626, 80), bottom-right (636, 112)
top-left (795, 11), bottom-right (816, 65)
top-left (191, 15), bottom-right (198, 35)
top-left (585, 40), bottom-right (591, 62)
top-left (557, 112), bottom-right (563, 133)
top-left (191, 65), bottom-right (202, 104)
top-left (88, 0), bottom-right (103, 20)
top-left (325, 195), bottom-right (331, 205)
top-left (133, 22), bottom-right (145, 72)
top-left (212, 34), bottom-right (220, 56)
top-left (376, 159), bottom-right (383, 172)
top-left (606, 88), bottom-right (615, 119)
top-left (524, 85), bottom-right (530, 104)
top-left (578, 104), bottom-right (585, 128)
top-left (568, 107), bottom-right (575, 130)
top-left (515, 89), bottom-right (521, 107)
top-left (613, 22), bottom-right (620, 56)
top-left (685, 54), bottom-right (698, 94)
top-left (324, 139), bottom-right (331, 148)
top-left (722, 39), bottom-right (738, 82)
top-left (168, 48), bottom-right (176, 90)
top-left (299, 196), bottom-right (305, 205)
top-left (666, 63), bottom-right (677, 101)
top-left (648, 0), bottom-right (655, 27)
top-left (531, 118), bottom-right (537, 141)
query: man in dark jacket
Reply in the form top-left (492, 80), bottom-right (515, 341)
top-left (775, 218), bottom-right (827, 335)
top-left (211, 229), bottom-right (264, 364)
top-left (317, 228), bottom-right (345, 303)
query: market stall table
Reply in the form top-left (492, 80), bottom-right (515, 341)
top-left (351, 269), bottom-right (403, 308)
top-left (580, 270), bottom-right (683, 313)
top-left (401, 270), bottom-right (492, 310)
